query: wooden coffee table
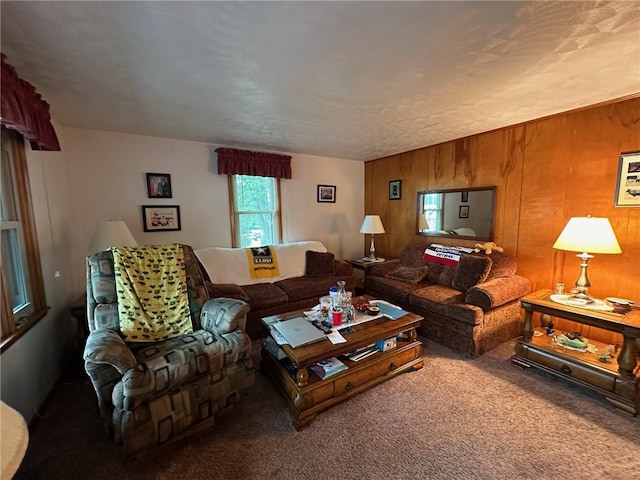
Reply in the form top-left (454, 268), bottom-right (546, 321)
top-left (260, 298), bottom-right (424, 429)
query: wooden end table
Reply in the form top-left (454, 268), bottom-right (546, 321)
top-left (260, 297), bottom-right (423, 429)
top-left (512, 289), bottom-right (640, 416)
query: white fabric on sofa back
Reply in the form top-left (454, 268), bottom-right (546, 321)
top-left (194, 241), bottom-right (327, 286)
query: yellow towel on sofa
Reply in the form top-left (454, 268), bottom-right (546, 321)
top-left (113, 243), bottom-right (192, 342)
top-left (245, 245), bottom-right (280, 279)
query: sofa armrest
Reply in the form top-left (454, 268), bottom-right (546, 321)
top-left (369, 259), bottom-right (400, 277)
top-left (334, 259), bottom-right (353, 276)
top-left (83, 329), bottom-right (137, 374)
top-left (465, 275), bottom-right (532, 310)
top-left (200, 297), bottom-right (251, 334)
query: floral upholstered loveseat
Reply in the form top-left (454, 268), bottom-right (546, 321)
top-left (84, 244), bottom-right (255, 458)
top-left (365, 241), bottom-right (532, 357)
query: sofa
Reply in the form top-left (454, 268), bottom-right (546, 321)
top-left (195, 241), bottom-right (357, 339)
top-left (84, 244), bottom-right (255, 458)
top-left (365, 241), bottom-right (532, 357)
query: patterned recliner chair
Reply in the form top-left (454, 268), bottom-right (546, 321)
top-left (83, 244), bottom-right (255, 458)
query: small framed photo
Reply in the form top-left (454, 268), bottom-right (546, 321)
top-left (389, 180), bottom-right (401, 200)
top-left (614, 151), bottom-right (640, 207)
top-left (459, 205), bottom-right (469, 218)
top-left (142, 205), bottom-right (181, 232)
top-left (146, 173), bottom-right (172, 198)
top-left (461, 191), bottom-right (469, 202)
top-left (317, 185), bottom-right (336, 203)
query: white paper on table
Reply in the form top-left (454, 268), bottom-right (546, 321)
top-left (327, 330), bottom-right (347, 344)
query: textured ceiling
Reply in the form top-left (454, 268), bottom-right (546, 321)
top-left (1, 1), bottom-right (639, 161)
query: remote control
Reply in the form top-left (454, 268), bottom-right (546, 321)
top-left (312, 320), bottom-right (333, 334)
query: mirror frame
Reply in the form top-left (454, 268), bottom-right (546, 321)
top-left (416, 186), bottom-right (496, 241)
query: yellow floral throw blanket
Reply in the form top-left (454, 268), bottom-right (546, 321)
top-left (112, 243), bottom-right (192, 342)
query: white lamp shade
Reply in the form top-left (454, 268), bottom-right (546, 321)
top-left (552, 217), bottom-right (622, 254)
top-left (418, 214), bottom-right (430, 231)
top-left (360, 215), bottom-right (385, 234)
top-left (89, 220), bottom-right (137, 254)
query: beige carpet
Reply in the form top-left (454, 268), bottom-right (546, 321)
top-left (15, 338), bottom-right (640, 480)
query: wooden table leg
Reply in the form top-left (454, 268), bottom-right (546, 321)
top-left (617, 333), bottom-right (638, 378)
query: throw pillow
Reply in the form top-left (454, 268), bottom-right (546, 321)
top-left (385, 265), bottom-right (429, 284)
top-left (471, 251), bottom-right (517, 279)
top-left (437, 265), bottom-right (456, 286)
top-left (451, 255), bottom-right (493, 292)
top-left (305, 250), bottom-right (335, 276)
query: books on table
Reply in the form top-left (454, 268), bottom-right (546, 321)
top-left (369, 301), bottom-right (409, 320)
top-left (310, 357), bottom-right (348, 379)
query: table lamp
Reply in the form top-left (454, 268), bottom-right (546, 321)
top-left (360, 215), bottom-right (385, 261)
top-left (552, 216), bottom-right (621, 303)
top-left (89, 220), bottom-right (137, 254)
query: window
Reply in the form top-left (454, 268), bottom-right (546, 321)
top-left (1, 127), bottom-right (47, 350)
top-left (229, 175), bottom-right (282, 248)
top-left (423, 193), bottom-right (443, 231)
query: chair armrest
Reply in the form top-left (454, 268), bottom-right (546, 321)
top-left (200, 297), bottom-right (250, 334)
top-left (334, 259), bottom-right (353, 276)
top-left (369, 259), bottom-right (400, 277)
top-left (83, 329), bottom-right (137, 374)
top-left (465, 275), bottom-right (532, 310)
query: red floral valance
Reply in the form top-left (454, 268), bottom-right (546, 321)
top-left (1, 53), bottom-right (61, 151)
top-left (216, 147), bottom-right (292, 179)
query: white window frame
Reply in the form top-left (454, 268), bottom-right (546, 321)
top-left (228, 175), bottom-right (282, 248)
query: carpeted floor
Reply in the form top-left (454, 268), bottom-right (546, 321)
top-left (14, 338), bottom-right (640, 480)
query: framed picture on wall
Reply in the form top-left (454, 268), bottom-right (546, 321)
top-left (142, 205), bottom-right (181, 231)
top-left (459, 205), bottom-right (469, 219)
top-left (461, 191), bottom-right (469, 202)
top-left (614, 151), bottom-right (640, 207)
top-left (389, 180), bottom-right (401, 200)
top-left (146, 173), bottom-right (172, 198)
top-left (317, 185), bottom-right (336, 203)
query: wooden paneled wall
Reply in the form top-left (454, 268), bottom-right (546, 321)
top-left (365, 97), bottom-right (640, 343)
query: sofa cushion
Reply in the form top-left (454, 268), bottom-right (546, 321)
top-left (399, 241), bottom-right (430, 268)
top-left (365, 275), bottom-right (427, 306)
top-left (305, 250), bottom-right (336, 276)
top-left (471, 251), bottom-right (517, 280)
top-left (452, 255), bottom-right (493, 292)
top-left (385, 265), bottom-right (429, 284)
top-left (408, 285), bottom-right (482, 326)
top-left (241, 283), bottom-right (289, 311)
top-left (276, 276), bottom-right (355, 303)
top-left (437, 265), bottom-right (456, 286)
top-left (206, 283), bottom-right (250, 302)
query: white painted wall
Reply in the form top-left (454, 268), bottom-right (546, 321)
top-left (63, 127), bottom-right (365, 293)
top-left (1, 122), bottom-right (77, 422)
top-left (2, 124), bottom-right (365, 422)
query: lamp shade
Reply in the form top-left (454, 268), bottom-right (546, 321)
top-left (552, 216), bottom-right (622, 254)
top-left (359, 215), bottom-right (385, 234)
top-left (418, 214), bottom-right (430, 231)
top-left (89, 220), bottom-right (137, 254)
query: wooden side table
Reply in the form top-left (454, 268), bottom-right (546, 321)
top-left (347, 259), bottom-right (389, 295)
top-left (512, 289), bottom-right (640, 416)
top-left (69, 294), bottom-right (88, 347)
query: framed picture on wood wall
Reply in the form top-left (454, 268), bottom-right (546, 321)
top-left (614, 151), bottom-right (640, 207)
top-left (142, 205), bottom-right (181, 231)
top-left (389, 180), bottom-right (401, 200)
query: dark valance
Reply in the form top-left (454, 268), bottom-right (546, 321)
top-left (1, 53), bottom-right (61, 151)
top-left (216, 147), bottom-right (292, 179)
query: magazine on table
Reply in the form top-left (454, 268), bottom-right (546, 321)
top-left (310, 357), bottom-right (348, 379)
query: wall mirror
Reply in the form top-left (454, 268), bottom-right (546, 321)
top-left (416, 186), bottom-right (496, 241)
